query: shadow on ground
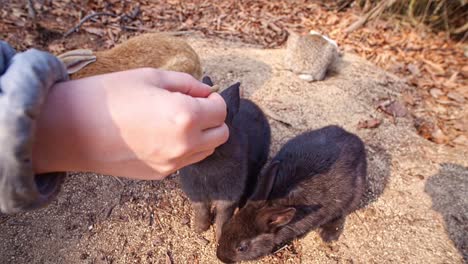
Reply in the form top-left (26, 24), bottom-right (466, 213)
top-left (425, 163), bottom-right (468, 262)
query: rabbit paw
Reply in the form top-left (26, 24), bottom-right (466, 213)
top-left (298, 74), bottom-right (315, 82)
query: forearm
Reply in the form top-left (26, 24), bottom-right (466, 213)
top-left (33, 75), bottom-right (167, 179)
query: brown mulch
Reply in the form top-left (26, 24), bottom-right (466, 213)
top-left (1, 0), bottom-right (466, 147)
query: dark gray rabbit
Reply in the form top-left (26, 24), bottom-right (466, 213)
top-left (179, 76), bottom-right (271, 240)
top-left (217, 125), bottom-right (367, 263)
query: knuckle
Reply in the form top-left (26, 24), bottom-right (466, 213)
top-left (172, 141), bottom-right (191, 157)
top-left (221, 123), bottom-right (230, 143)
top-left (174, 109), bottom-right (196, 129)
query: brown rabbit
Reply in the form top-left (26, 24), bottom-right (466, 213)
top-left (284, 31), bottom-right (338, 82)
top-left (57, 33), bottom-right (202, 80)
top-left (217, 125), bottom-right (367, 263)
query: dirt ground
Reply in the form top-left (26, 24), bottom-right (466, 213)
top-left (0, 36), bottom-right (467, 264)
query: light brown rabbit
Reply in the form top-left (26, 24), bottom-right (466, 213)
top-left (57, 33), bottom-right (202, 80)
top-left (284, 31), bottom-right (338, 82)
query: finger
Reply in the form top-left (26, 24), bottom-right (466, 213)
top-left (196, 123), bottom-right (229, 152)
top-left (157, 71), bottom-right (212, 97)
top-left (182, 149), bottom-right (216, 167)
top-left (194, 92), bottom-right (228, 129)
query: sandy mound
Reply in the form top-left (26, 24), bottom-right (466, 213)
top-left (0, 37), bottom-right (466, 264)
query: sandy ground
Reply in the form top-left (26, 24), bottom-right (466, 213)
top-left (0, 37), bottom-right (466, 264)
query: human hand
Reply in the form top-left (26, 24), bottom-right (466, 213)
top-left (33, 68), bottom-right (228, 180)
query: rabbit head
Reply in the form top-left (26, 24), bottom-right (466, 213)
top-left (216, 161), bottom-right (296, 263)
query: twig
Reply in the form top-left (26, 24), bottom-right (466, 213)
top-left (273, 243), bottom-right (290, 254)
top-left (345, 0), bottom-right (397, 34)
top-left (165, 251), bottom-right (173, 264)
top-left (154, 212), bottom-right (163, 229)
top-left (109, 24), bottom-right (196, 36)
top-left (27, 0), bottom-right (37, 19)
top-left (112, 175), bottom-right (125, 186)
top-left (64, 12), bottom-right (118, 37)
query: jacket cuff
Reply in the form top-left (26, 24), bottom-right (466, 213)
top-left (0, 41), bottom-right (69, 214)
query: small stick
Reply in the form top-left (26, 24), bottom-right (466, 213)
top-left (154, 213), bottom-right (163, 229)
top-left (273, 243), bottom-right (290, 254)
top-left (344, 0), bottom-right (396, 34)
top-left (27, 0), bottom-right (37, 19)
top-left (109, 24), bottom-right (196, 36)
top-left (64, 12), bottom-right (118, 37)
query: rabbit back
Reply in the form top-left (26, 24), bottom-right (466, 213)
top-left (71, 33), bottom-right (202, 79)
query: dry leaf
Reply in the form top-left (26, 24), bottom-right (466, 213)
top-left (431, 127), bottom-right (449, 144)
top-left (453, 120), bottom-right (467, 131)
top-left (378, 100), bottom-right (407, 117)
top-left (84, 27), bottom-right (106, 36)
top-left (358, 118), bottom-right (382, 129)
top-left (423, 59), bottom-right (446, 76)
top-left (402, 92), bottom-right (416, 106)
top-left (447, 92), bottom-right (465, 103)
top-left (461, 65), bottom-right (468, 78)
top-left (453, 135), bottom-right (468, 146)
top-left (407, 63), bottom-right (420, 76)
top-left (166, 251), bottom-right (173, 264)
top-left (429, 88), bottom-right (444, 99)
top-left (415, 119), bottom-right (435, 140)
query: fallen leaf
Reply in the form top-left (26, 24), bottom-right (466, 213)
top-left (447, 91), bottom-right (465, 103)
top-left (453, 135), bottom-right (468, 146)
top-left (429, 88), bottom-right (444, 99)
top-left (181, 216), bottom-right (190, 225)
top-left (84, 27), bottom-right (106, 36)
top-left (389, 62), bottom-right (405, 73)
top-left (407, 63), bottom-right (420, 76)
top-left (431, 126), bottom-right (449, 144)
top-left (402, 92), bottom-right (416, 106)
top-left (166, 251), bottom-right (173, 264)
top-left (423, 59), bottom-right (446, 76)
top-left (461, 65), bottom-right (468, 78)
top-left (448, 72), bottom-right (459, 83)
top-left (358, 118), bottom-right (382, 129)
top-left (415, 119), bottom-right (435, 140)
top-left (453, 120), bottom-right (467, 131)
top-left (379, 100), bottom-right (407, 117)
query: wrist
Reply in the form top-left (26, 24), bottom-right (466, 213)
top-left (33, 77), bottom-right (112, 174)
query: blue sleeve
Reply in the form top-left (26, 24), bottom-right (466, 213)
top-left (0, 41), bottom-right (69, 214)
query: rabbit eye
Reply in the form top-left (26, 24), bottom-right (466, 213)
top-left (236, 243), bottom-right (249, 252)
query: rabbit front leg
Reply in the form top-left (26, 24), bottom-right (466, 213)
top-left (319, 215), bottom-right (345, 242)
top-left (192, 201), bottom-right (212, 233)
top-left (214, 200), bottom-right (238, 241)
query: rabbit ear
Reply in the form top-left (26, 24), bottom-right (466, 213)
top-left (256, 206), bottom-right (296, 232)
top-left (249, 160), bottom-right (280, 202)
top-left (57, 49), bottom-right (96, 74)
top-left (220, 82), bottom-right (241, 124)
top-left (202, 76), bottom-right (214, 86)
